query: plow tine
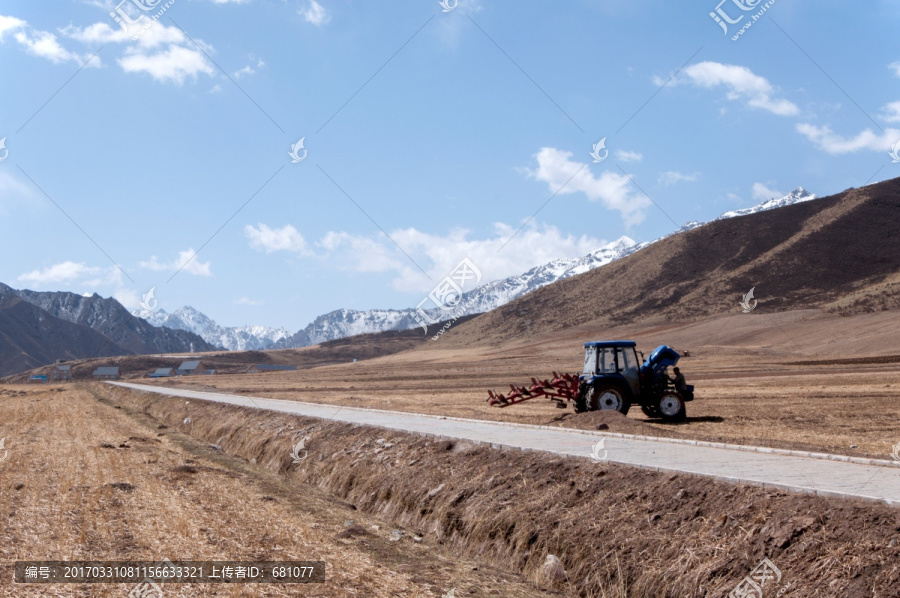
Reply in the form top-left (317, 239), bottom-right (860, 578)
top-left (488, 370), bottom-right (581, 407)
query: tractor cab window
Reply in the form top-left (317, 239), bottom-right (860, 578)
top-left (583, 347), bottom-right (597, 374)
top-left (619, 347), bottom-right (638, 376)
top-left (597, 348), bottom-right (617, 374)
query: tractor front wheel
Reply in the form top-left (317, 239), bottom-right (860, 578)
top-left (657, 391), bottom-right (686, 422)
top-left (640, 403), bottom-right (661, 418)
top-left (587, 383), bottom-right (631, 416)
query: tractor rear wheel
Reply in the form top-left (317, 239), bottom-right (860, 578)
top-left (657, 391), bottom-right (686, 422)
top-left (587, 382), bottom-right (631, 416)
top-left (574, 382), bottom-right (588, 413)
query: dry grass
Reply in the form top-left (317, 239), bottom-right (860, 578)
top-left (106, 383), bottom-right (900, 598)
top-left (0, 386), bottom-right (548, 597)
top-left (147, 310), bottom-right (900, 460)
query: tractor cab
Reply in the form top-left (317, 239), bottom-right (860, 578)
top-left (581, 341), bottom-right (641, 398)
top-left (578, 341), bottom-right (691, 421)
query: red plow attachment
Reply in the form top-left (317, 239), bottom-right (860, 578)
top-left (487, 372), bottom-right (580, 408)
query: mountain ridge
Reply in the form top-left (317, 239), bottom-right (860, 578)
top-left (437, 179), bottom-right (898, 346)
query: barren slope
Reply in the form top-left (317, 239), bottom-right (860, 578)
top-left (441, 178), bottom-right (900, 346)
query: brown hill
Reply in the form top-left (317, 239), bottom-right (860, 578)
top-left (0, 295), bottom-right (126, 376)
top-left (442, 178), bottom-right (900, 346)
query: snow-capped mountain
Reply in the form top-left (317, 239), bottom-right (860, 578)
top-left (136, 306), bottom-right (292, 351)
top-left (133, 188), bottom-right (816, 349)
top-left (718, 187), bottom-right (816, 219)
top-left (448, 236), bottom-right (637, 315)
top-left (273, 308), bottom-right (421, 348)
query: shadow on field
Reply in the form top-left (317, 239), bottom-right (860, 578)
top-left (648, 415), bottom-right (725, 425)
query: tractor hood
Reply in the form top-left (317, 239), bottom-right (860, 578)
top-left (641, 345), bottom-right (680, 377)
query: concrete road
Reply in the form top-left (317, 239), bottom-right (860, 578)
top-left (112, 381), bottom-right (900, 506)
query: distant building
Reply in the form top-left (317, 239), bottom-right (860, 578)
top-left (50, 364), bottom-right (71, 381)
top-left (92, 366), bottom-right (120, 380)
top-left (29, 375), bottom-right (48, 384)
top-left (176, 360), bottom-right (209, 376)
top-left (149, 368), bottom-right (176, 378)
top-left (205, 370), bottom-right (217, 375)
top-left (244, 364), bottom-right (297, 374)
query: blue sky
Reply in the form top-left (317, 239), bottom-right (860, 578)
top-left (1, 0), bottom-right (898, 330)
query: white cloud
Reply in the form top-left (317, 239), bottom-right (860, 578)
top-left (879, 101), bottom-right (900, 124)
top-left (140, 249), bottom-right (212, 276)
top-left (245, 221), bottom-right (607, 293)
top-left (301, 0), bottom-right (330, 26)
top-left (61, 21), bottom-right (215, 84)
top-left (245, 224), bottom-right (308, 254)
top-left (0, 15), bottom-right (25, 39)
top-left (752, 182), bottom-right (784, 202)
top-left (315, 223), bottom-right (608, 293)
top-left (0, 15), bottom-right (98, 66)
top-left (19, 261), bottom-right (101, 284)
top-left (615, 150), bottom-right (643, 163)
top-left (891, 62), bottom-right (900, 79)
top-left (796, 123), bottom-right (900, 155)
top-left (118, 44), bottom-right (215, 84)
top-left (671, 61), bottom-right (799, 116)
top-left (18, 261), bottom-right (123, 288)
top-left (14, 29), bottom-right (96, 65)
top-left (318, 231), bottom-right (405, 273)
top-left (658, 171), bottom-right (699, 186)
top-left (235, 297), bottom-right (263, 306)
top-left (63, 20), bottom-right (186, 49)
top-left (527, 147), bottom-right (651, 226)
top-left (234, 58), bottom-right (264, 79)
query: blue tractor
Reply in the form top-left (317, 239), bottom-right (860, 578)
top-left (576, 341), bottom-right (693, 421)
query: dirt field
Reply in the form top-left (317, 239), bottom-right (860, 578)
top-left (146, 310), bottom-right (900, 460)
top-left (0, 386), bottom-right (548, 597)
top-left (6, 309), bottom-right (900, 596)
top-left (60, 383), bottom-right (900, 597)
